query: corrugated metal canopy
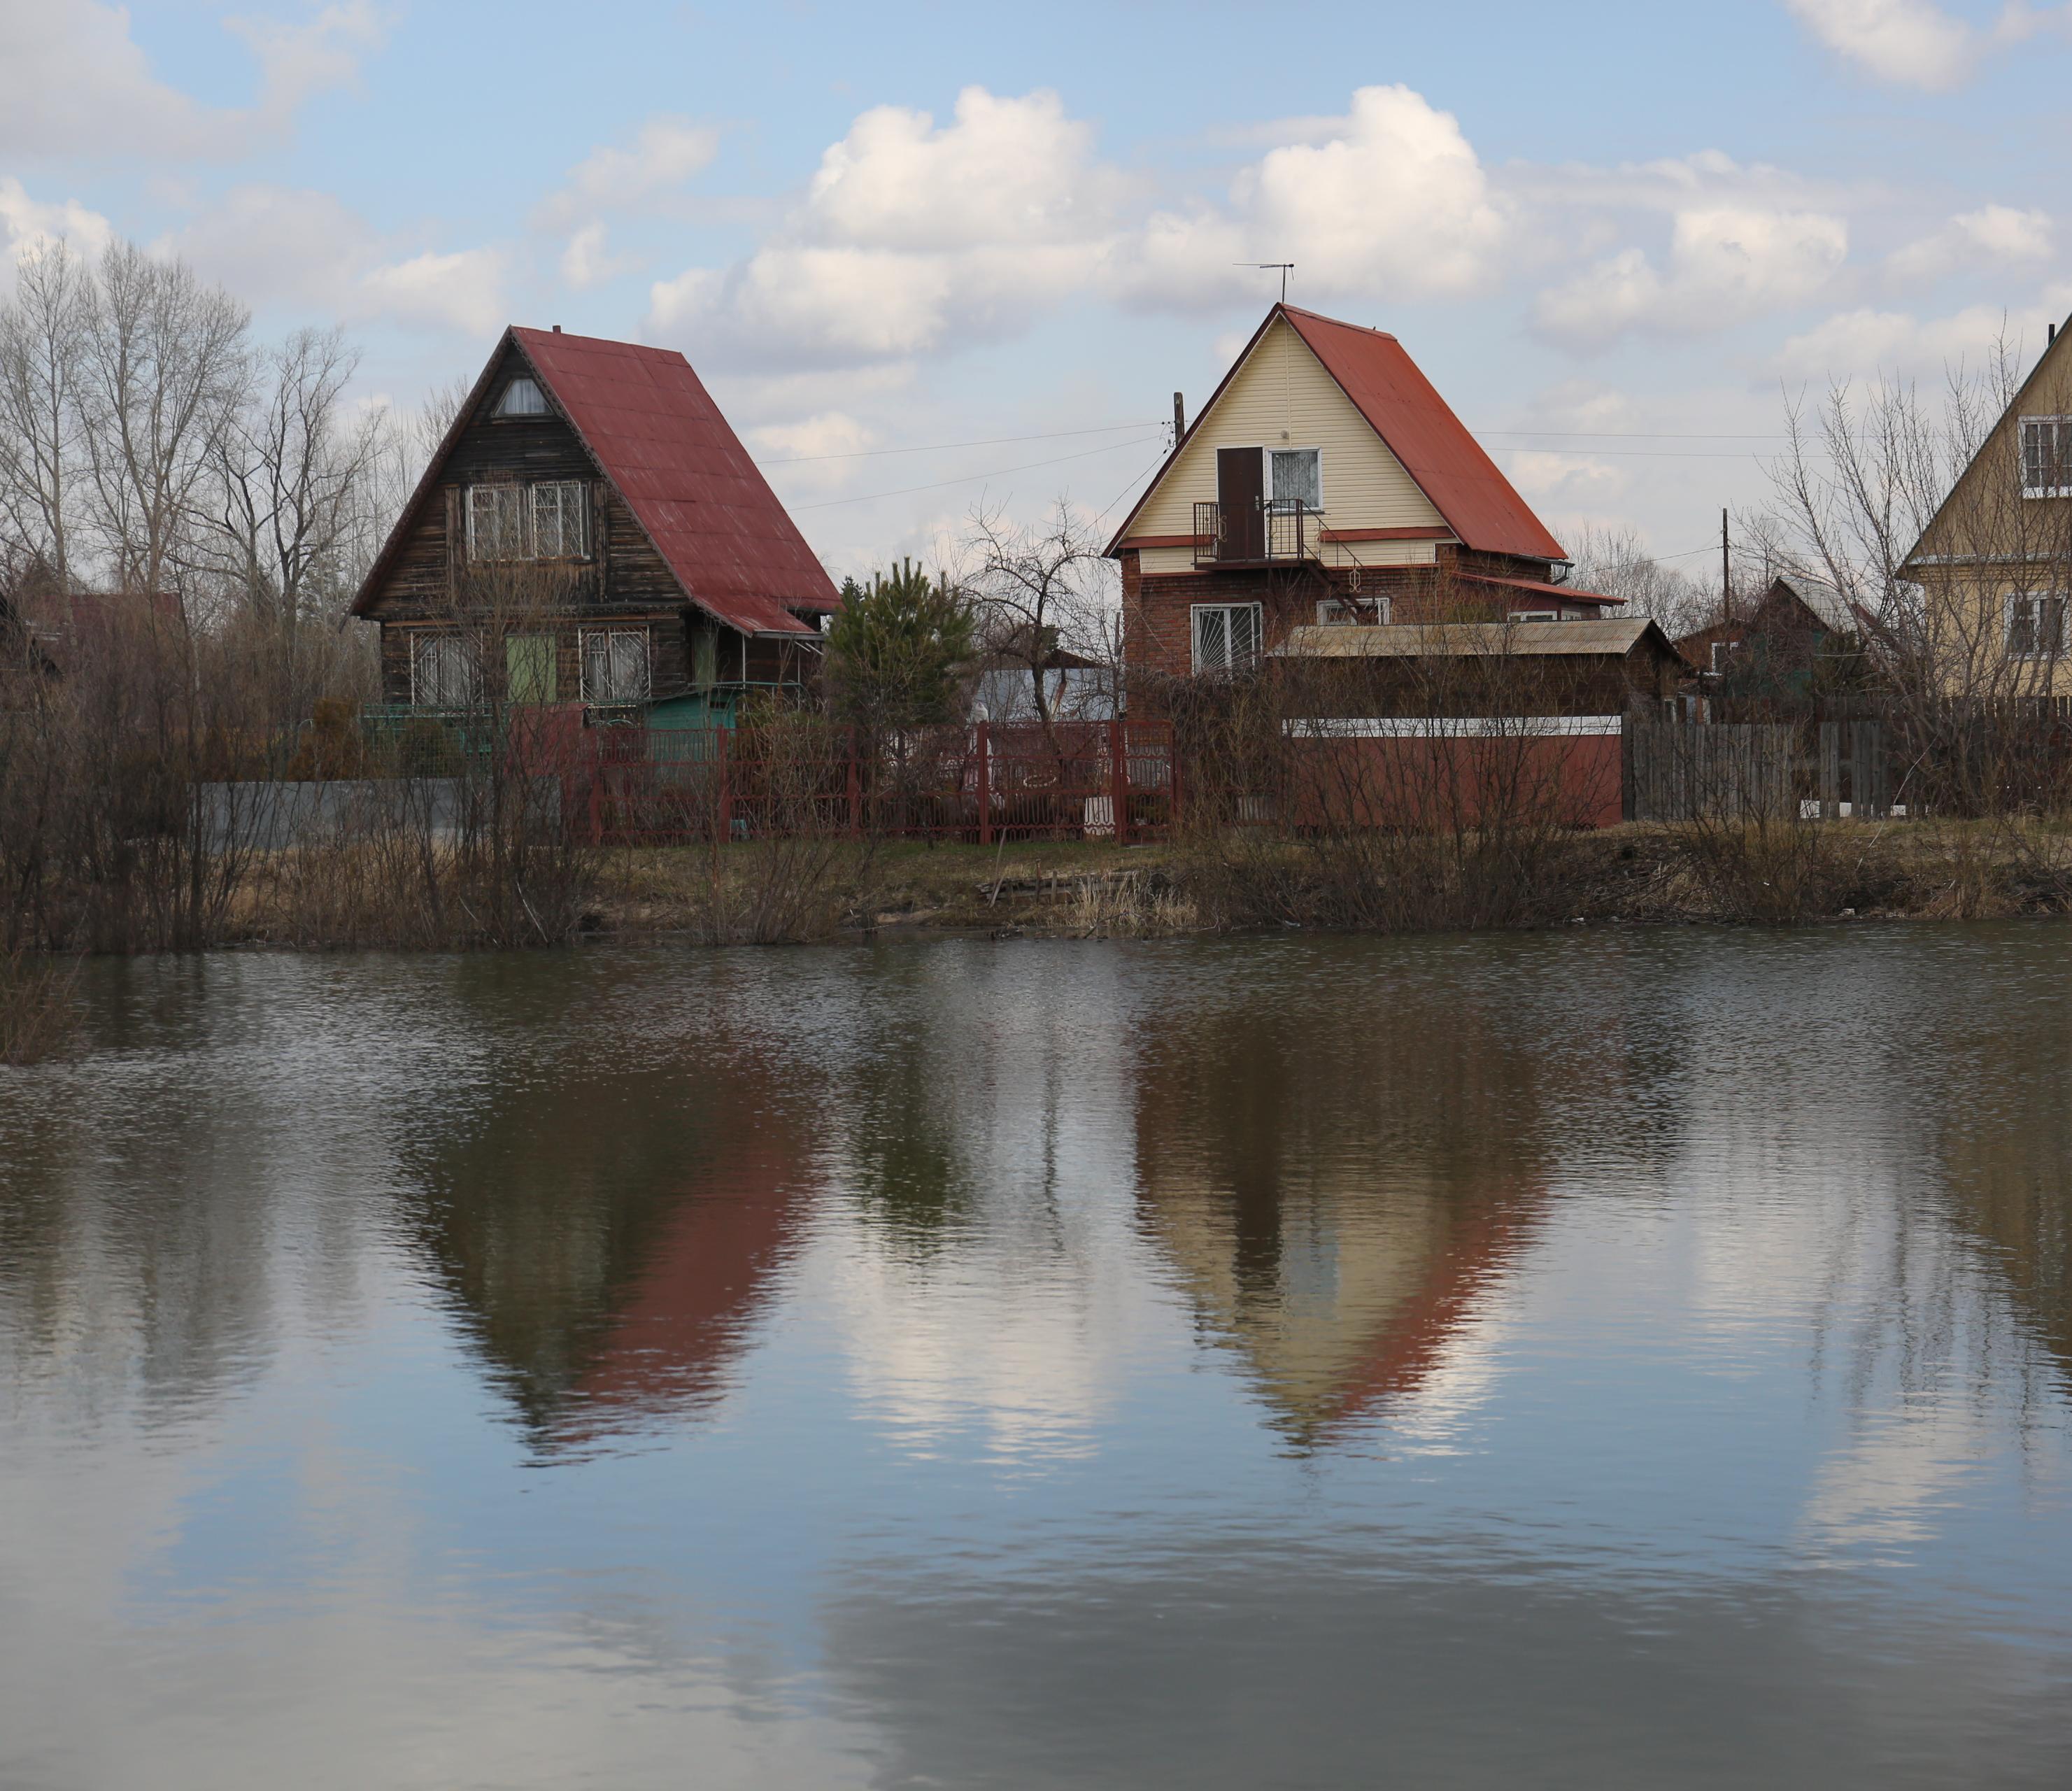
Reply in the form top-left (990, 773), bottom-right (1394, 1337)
top-left (511, 329), bottom-right (836, 635)
top-left (1273, 620), bottom-right (1666, 659)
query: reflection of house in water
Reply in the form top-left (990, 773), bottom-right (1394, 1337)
top-left (1931, 1065), bottom-right (2072, 1394)
top-left (401, 1055), bottom-right (814, 1445)
top-left (1133, 983), bottom-right (1551, 1443)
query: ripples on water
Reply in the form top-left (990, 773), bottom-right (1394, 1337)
top-left (3, 928), bottom-right (2071, 1788)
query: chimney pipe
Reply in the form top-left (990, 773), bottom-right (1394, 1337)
top-left (2052, 322), bottom-right (2059, 346)
top-left (553, 323), bottom-right (563, 334)
top-left (1172, 391), bottom-right (1185, 441)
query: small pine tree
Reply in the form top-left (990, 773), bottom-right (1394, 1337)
top-left (823, 559), bottom-right (973, 736)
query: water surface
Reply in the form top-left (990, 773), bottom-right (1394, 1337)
top-left (3, 928), bottom-right (2071, 1788)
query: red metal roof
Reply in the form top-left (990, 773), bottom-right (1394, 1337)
top-left (511, 329), bottom-right (835, 635)
top-left (1277, 307), bottom-right (1569, 564)
top-left (1106, 304), bottom-right (1570, 565)
top-left (352, 328), bottom-right (836, 635)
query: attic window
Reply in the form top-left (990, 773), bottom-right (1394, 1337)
top-left (2021, 416), bottom-right (2072, 497)
top-left (1270, 448), bottom-right (1321, 510)
top-left (497, 378), bottom-right (548, 418)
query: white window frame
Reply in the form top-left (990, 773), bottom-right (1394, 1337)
top-left (1710, 639), bottom-right (1739, 674)
top-left (1268, 446), bottom-right (1324, 513)
top-left (464, 480), bottom-right (589, 562)
top-left (2005, 591), bottom-right (2069, 660)
top-left (580, 625), bottom-right (651, 705)
top-left (1191, 601), bottom-right (1263, 674)
top-left (465, 484), bottom-right (526, 562)
top-left (2020, 416), bottom-right (2072, 498)
top-left (497, 377), bottom-right (549, 418)
top-left (1511, 609), bottom-right (1560, 623)
top-left (530, 481), bottom-right (589, 559)
top-left (411, 631), bottom-right (481, 709)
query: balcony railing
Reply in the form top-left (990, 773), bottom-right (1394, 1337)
top-left (1193, 500), bottom-right (1321, 567)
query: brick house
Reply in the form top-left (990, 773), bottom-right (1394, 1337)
top-left (353, 327), bottom-right (837, 728)
top-left (1105, 303), bottom-right (1624, 702)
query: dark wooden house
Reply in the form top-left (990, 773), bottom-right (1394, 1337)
top-left (352, 327), bottom-right (838, 726)
top-left (1673, 576), bottom-right (1854, 702)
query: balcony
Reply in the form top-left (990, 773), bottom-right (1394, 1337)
top-left (1193, 500), bottom-right (1321, 568)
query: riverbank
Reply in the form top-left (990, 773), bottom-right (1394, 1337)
top-left (592, 819), bottom-right (2072, 942)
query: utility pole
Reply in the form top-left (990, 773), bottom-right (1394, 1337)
top-left (1172, 391), bottom-right (1186, 446)
top-left (1721, 507), bottom-right (1732, 626)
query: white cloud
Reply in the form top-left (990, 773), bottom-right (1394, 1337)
top-left (165, 184), bottom-right (504, 336)
top-left (1110, 85), bottom-right (1507, 310)
top-left (1534, 205), bottom-right (1849, 350)
top-left (0, 0), bottom-right (385, 158)
top-left (0, 178), bottom-right (115, 293)
top-left (538, 115), bottom-right (721, 232)
top-left (1783, 0), bottom-right (2072, 90)
top-left (1885, 204), bottom-right (2052, 285)
top-left (227, 2), bottom-right (388, 117)
top-left (1770, 300), bottom-right (2020, 377)
top-left (560, 222), bottom-right (639, 290)
top-left (648, 88), bottom-right (1120, 370)
top-left (353, 248), bottom-right (506, 337)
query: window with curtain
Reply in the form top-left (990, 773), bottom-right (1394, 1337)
top-left (2021, 417), bottom-right (2072, 496)
top-left (531, 481), bottom-right (588, 558)
top-left (497, 378), bottom-right (548, 417)
top-left (413, 633), bottom-right (481, 707)
top-left (2006, 592), bottom-right (2069, 659)
top-left (464, 481), bottom-right (588, 561)
top-left (1270, 448), bottom-right (1321, 511)
top-left (581, 628), bottom-right (651, 704)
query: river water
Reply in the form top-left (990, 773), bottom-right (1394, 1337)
top-left (3, 928), bottom-right (2071, 1788)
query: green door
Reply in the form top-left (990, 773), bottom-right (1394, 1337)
top-left (506, 634), bottom-right (557, 704)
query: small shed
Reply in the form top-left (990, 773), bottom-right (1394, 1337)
top-left (1265, 618), bottom-right (1688, 830)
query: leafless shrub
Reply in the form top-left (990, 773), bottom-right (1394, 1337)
top-left (0, 942), bottom-right (79, 1064)
top-left (1164, 618), bottom-right (1616, 933)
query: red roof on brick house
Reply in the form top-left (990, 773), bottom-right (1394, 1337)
top-left (353, 328), bottom-right (837, 636)
top-left (1107, 304), bottom-right (1571, 566)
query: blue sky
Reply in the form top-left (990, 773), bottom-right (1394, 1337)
top-left (5, 0), bottom-right (2071, 579)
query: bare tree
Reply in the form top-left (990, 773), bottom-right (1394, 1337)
top-left (963, 498), bottom-right (1121, 730)
top-left (1563, 522), bottom-right (1712, 638)
top-left (0, 239), bottom-right (91, 590)
top-left (196, 325), bottom-right (382, 641)
top-left (76, 241), bottom-right (251, 601)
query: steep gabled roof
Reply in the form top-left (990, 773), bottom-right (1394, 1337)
top-left (1107, 304), bottom-right (1569, 564)
top-left (353, 328), bottom-right (837, 635)
top-left (1901, 310), bottom-right (2072, 573)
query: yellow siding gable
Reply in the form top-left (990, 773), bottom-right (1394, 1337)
top-left (1127, 315), bottom-right (1450, 575)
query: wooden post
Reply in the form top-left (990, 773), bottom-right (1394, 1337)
top-left (976, 720), bottom-right (992, 847)
top-left (717, 725), bottom-right (732, 842)
top-left (1819, 721), bottom-right (1841, 821)
top-left (1109, 719), bottom-right (1130, 847)
top-left (846, 727), bottom-right (862, 837)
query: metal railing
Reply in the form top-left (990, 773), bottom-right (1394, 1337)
top-left (1193, 500), bottom-right (1321, 567)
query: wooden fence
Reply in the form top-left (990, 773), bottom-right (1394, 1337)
top-left (1627, 719), bottom-right (1890, 821)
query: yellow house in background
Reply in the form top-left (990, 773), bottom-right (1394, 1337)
top-left (1902, 313), bottom-right (2072, 696)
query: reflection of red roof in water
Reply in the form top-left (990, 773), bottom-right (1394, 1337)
top-left (555, 1141), bottom-right (808, 1445)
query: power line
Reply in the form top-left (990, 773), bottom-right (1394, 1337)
top-left (788, 434), bottom-right (1165, 511)
top-left (1473, 428), bottom-right (1787, 441)
top-left (756, 420), bottom-right (1161, 467)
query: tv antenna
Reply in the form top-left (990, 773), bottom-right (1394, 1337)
top-left (1237, 262), bottom-right (1295, 302)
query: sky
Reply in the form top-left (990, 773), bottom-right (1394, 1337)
top-left (3, 0), bottom-right (2071, 584)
